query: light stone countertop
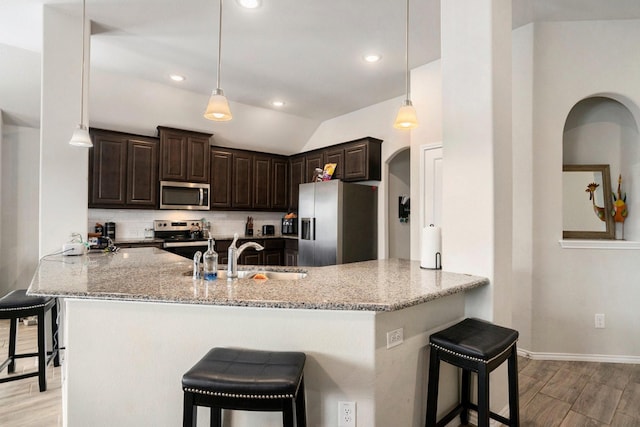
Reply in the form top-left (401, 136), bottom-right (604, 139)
top-left (28, 247), bottom-right (488, 311)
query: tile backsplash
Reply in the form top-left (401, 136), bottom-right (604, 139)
top-left (88, 209), bottom-right (285, 239)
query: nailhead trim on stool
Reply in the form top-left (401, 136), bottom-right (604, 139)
top-left (425, 318), bottom-right (520, 427)
top-left (182, 347), bottom-right (307, 427)
top-left (0, 289), bottom-right (60, 392)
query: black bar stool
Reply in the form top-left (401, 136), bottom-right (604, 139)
top-left (0, 289), bottom-right (60, 392)
top-left (425, 318), bottom-right (519, 427)
top-left (182, 347), bottom-right (307, 427)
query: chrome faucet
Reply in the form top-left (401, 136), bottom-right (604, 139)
top-left (193, 251), bottom-right (202, 279)
top-left (227, 233), bottom-right (264, 278)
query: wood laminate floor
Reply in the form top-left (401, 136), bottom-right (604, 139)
top-left (0, 320), bottom-right (638, 426)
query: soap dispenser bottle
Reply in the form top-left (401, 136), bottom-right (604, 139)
top-left (203, 238), bottom-right (218, 281)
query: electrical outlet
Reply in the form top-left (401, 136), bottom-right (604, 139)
top-left (386, 328), bottom-right (404, 349)
top-left (338, 401), bottom-right (356, 427)
top-left (595, 313), bottom-right (605, 329)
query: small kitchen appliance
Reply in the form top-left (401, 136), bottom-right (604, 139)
top-left (281, 218), bottom-right (297, 235)
top-left (104, 222), bottom-right (116, 240)
top-left (262, 225), bottom-right (275, 235)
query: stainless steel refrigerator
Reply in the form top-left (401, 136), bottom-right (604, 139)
top-left (298, 180), bottom-right (377, 266)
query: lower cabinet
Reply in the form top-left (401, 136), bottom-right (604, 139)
top-left (284, 239), bottom-right (298, 267)
top-left (212, 238), bottom-right (296, 267)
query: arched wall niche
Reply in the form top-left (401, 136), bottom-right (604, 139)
top-left (563, 94), bottom-right (640, 241)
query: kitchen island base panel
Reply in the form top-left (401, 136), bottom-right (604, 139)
top-left (63, 295), bottom-right (465, 426)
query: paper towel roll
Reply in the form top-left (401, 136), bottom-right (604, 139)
top-left (421, 225), bottom-right (442, 269)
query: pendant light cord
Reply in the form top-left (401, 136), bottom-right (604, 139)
top-left (217, 0), bottom-right (223, 90)
top-left (404, 0), bottom-right (411, 101)
top-left (80, 0), bottom-right (86, 125)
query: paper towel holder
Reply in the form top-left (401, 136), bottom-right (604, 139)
top-left (421, 224), bottom-right (442, 270)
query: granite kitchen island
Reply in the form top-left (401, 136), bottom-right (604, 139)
top-left (29, 247), bottom-right (488, 427)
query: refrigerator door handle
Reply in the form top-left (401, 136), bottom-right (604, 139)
top-left (311, 217), bottom-right (315, 241)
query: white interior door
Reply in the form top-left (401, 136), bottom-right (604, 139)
top-left (421, 144), bottom-right (443, 228)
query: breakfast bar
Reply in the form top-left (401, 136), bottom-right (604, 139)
top-left (29, 247), bottom-right (488, 426)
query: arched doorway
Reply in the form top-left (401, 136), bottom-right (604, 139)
top-left (388, 148), bottom-right (410, 259)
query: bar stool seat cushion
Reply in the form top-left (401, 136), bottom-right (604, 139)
top-left (0, 290), bottom-right (54, 318)
top-left (182, 348), bottom-right (306, 398)
top-left (430, 317), bottom-right (519, 361)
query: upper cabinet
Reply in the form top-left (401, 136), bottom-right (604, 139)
top-left (89, 128), bottom-right (159, 209)
top-left (210, 147), bottom-right (289, 211)
top-left (341, 137), bottom-right (382, 182)
top-left (158, 126), bottom-right (211, 183)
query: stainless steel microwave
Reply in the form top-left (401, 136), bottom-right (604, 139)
top-left (159, 181), bottom-right (210, 210)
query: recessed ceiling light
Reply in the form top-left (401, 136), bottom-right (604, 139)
top-left (271, 100), bottom-right (285, 107)
top-left (169, 74), bottom-right (186, 82)
top-left (363, 54), bottom-right (382, 63)
top-left (237, 0), bottom-right (261, 8)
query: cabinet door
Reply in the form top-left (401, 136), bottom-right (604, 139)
top-left (264, 250), bottom-right (283, 266)
top-left (324, 147), bottom-right (344, 180)
top-left (271, 157), bottom-right (289, 210)
top-left (284, 249), bottom-right (298, 266)
top-left (343, 142), bottom-right (368, 181)
top-left (90, 132), bottom-right (127, 207)
top-left (210, 149), bottom-right (233, 208)
top-left (159, 131), bottom-right (187, 181)
top-left (253, 154), bottom-right (271, 209)
top-left (289, 156), bottom-right (305, 210)
top-left (187, 136), bottom-right (210, 183)
top-left (126, 137), bottom-right (158, 207)
top-left (305, 151), bottom-right (324, 183)
top-left (239, 250), bottom-right (263, 266)
top-left (232, 151), bottom-right (253, 209)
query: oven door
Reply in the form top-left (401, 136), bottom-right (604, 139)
top-left (163, 241), bottom-right (209, 260)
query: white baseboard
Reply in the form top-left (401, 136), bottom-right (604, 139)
top-left (518, 348), bottom-right (640, 364)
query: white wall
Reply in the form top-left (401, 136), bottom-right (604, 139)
top-left (89, 69), bottom-right (318, 156)
top-left (0, 125), bottom-right (40, 296)
top-left (524, 19), bottom-right (640, 357)
top-left (40, 6), bottom-right (89, 257)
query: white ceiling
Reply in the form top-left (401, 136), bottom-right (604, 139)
top-left (2, 0), bottom-right (640, 128)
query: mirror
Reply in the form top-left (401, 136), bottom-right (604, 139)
top-left (563, 164), bottom-right (615, 239)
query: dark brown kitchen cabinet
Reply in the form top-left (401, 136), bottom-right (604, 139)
top-left (342, 137), bottom-right (382, 181)
top-left (253, 154), bottom-right (271, 209)
top-left (263, 239), bottom-right (284, 266)
top-left (231, 150), bottom-right (253, 209)
top-left (127, 138), bottom-right (159, 207)
top-left (89, 129), bottom-right (158, 209)
top-left (305, 151), bottom-right (324, 183)
top-left (289, 155), bottom-right (305, 210)
top-left (210, 149), bottom-right (233, 208)
top-left (324, 146), bottom-right (344, 180)
top-left (284, 239), bottom-right (298, 267)
top-left (271, 157), bottom-right (289, 210)
top-left (158, 126), bottom-right (211, 183)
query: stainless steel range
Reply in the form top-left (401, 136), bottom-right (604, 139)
top-left (154, 220), bottom-right (208, 259)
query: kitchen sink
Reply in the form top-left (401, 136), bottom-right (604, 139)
top-left (184, 269), bottom-right (307, 280)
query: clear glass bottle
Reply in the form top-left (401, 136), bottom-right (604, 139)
top-left (203, 238), bottom-right (218, 281)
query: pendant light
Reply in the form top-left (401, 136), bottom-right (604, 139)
top-left (393, 0), bottom-right (418, 130)
top-left (204, 0), bottom-right (233, 121)
top-left (69, 0), bottom-right (93, 147)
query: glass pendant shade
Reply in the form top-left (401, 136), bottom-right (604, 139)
top-left (204, 89), bottom-right (233, 121)
top-left (394, 100), bottom-right (418, 129)
top-left (69, 124), bottom-right (93, 148)
top-left (69, 124), bottom-right (93, 147)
